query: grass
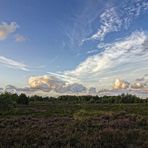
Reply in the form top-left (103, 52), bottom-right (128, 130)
top-left (73, 109), bottom-right (113, 120)
top-left (0, 103), bottom-right (147, 117)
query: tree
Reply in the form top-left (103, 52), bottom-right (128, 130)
top-left (0, 93), bottom-right (14, 110)
top-left (17, 93), bottom-right (29, 105)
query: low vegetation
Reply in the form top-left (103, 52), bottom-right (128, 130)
top-left (0, 93), bottom-right (147, 147)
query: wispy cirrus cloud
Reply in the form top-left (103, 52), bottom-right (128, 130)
top-left (15, 34), bottom-right (27, 42)
top-left (63, 0), bottom-right (102, 48)
top-left (86, 49), bottom-right (99, 55)
top-left (0, 22), bottom-right (18, 40)
top-left (89, 7), bottom-right (121, 41)
top-left (0, 56), bottom-right (29, 71)
top-left (49, 31), bottom-right (148, 90)
top-left (82, 0), bottom-right (148, 43)
top-left (122, 0), bottom-right (148, 29)
top-left (66, 31), bottom-right (146, 76)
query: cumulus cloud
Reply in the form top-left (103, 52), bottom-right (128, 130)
top-left (55, 83), bottom-right (86, 94)
top-left (0, 56), bottom-right (29, 71)
top-left (0, 22), bottom-right (18, 40)
top-left (131, 82), bottom-right (144, 89)
top-left (4, 74), bottom-right (148, 97)
top-left (113, 79), bottom-right (129, 89)
top-left (109, 70), bottom-right (148, 95)
top-left (28, 75), bottom-right (64, 92)
top-left (63, 83), bottom-right (86, 93)
top-left (28, 75), bottom-right (50, 88)
top-left (112, 74), bottom-right (148, 91)
top-left (28, 75), bottom-right (86, 94)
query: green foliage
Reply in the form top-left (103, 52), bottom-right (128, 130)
top-left (56, 94), bottom-right (147, 104)
top-left (16, 93), bottom-right (29, 105)
top-left (11, 93), bottom-right (19, 102)
top-left (0, 92), bottom-right (147, 117)
top-left (0, 92), bottom-right (14, 110)
top-left (73, 109), bottom-right (112, 120)
top-left (0, 93), bottom-right (29, 111)
top-left (1, 92), bottom-right (146, 105)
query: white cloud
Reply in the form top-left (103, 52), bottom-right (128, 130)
top-left (15, 34), bottom-right (26, 42)
top-left (0, 22), bottom-right (18, 40)
top-left (0, 56), bottom-right (29, 71)
top-left (64, 31), bottom-right (147, 79)
top-left (47, 72), bottom-right (79, 84)
top-left (28, 75), bottom-right (50, 89)
top-left (131, 82), bottom-right (144, 89)
top-left (28, 75), bottom-right (87, 94)
top-left (90, 7), bottom-right (122, 41)
top-left (5, 85), bottom-right (37, 95)
top-left (111, 74), bottom-right (148, 92)
top-left (63, 83), bottom-right (86, 93)
top-left (82, 0), bottom-right (148, 43)
top-left (4, 73), bottom-right (148, 97)
top-left (28, 75), bottom-right (64, 92)
top-left (113, 79), bottom-right (129, 89)
top-left (123, 0), bottom-right (148, 29)
top-left (55, 83), bottom-right (86, 94)
top-left (46, 31), bottom-right (147, 90)
top-left (86, 49), bottom-right (99, 54)
top-left (98, 88), bottom-right (148, 98)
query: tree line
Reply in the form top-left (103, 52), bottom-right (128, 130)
top-left (0, 92), bottom-right (148, 110)
top-left (0, 93), bottom-right (29, 110)
top-left (49, 94), bottom-right (148, 104)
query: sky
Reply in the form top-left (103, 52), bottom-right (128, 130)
top-left (0, 0), bottom-right (148, 97)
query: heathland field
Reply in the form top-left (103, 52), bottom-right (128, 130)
top-left (0, 94), bottom-right (148, 148)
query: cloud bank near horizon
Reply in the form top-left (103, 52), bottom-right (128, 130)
top-left (1, 73), bottom-right (148, 98)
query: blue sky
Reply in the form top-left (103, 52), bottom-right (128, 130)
top-left (0, 0), bottom-right (148, 96)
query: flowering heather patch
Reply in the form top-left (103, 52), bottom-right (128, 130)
top-left (0, 113), bottom-right (147, 148)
